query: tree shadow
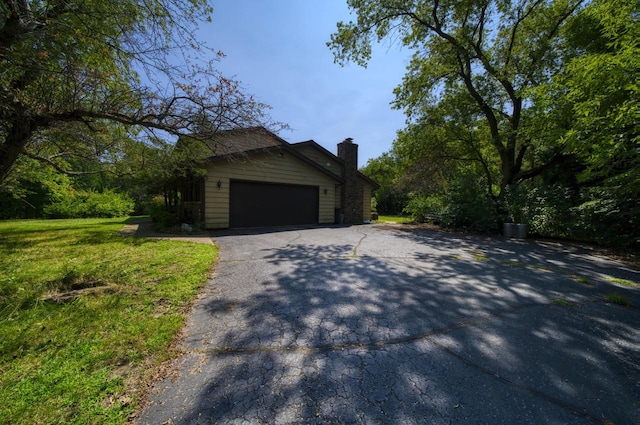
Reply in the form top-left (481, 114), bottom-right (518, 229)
top-left (145, 227), bottom-right (640, 424)
top-left (384, 225), bottom-right (640, 286)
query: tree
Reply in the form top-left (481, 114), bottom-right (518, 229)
top-left (328, 0), bottom-right (586, 200)
top-left (0, 0), bottom-right (272, 184)
top-left (553, 0), bottom-right (638, 186)
top-left (360, 151), bottom-right (409, 214)
top-left (394, 89), bottom-right (499, 197)
top-left (526, 0), bottom-right (639, 245)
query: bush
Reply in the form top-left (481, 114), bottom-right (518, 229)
top-left (44, 189), bottom-right (134, 218)
top-left (503, 182), bottom-right (638, 247)
top-left (148, 201), bottom-right (180, 230)
top-left (373, 186), bottom-right (409, 215)
top-left (441, 173), bottom-right (497, 233)
top-left (370, 196), bottom-right (378, 213)
top-left (403, 194), bottom-right (445, 223)
top-left (569, 186), bottom-right (638, 247)
top-left (506, 184), bottom-right (573, 238)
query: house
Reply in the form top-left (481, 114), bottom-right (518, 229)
top-left (188, 127), bottom-right (377, 229)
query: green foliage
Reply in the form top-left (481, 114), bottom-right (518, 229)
top-left (333, 0), bottom-right (637, 247)
top-left (551, 297), bottom-right (578, 307)
top-left (0, 157), bottom-right (71, 219)
top-left (561, 0), bottom-right (639, 183)
top-left (607, 277), bottom-right (639, 288)
top-left (360, 152), bottom-right (409, 215)
top-left (329, 0), bottom-right (586, 198)
top-left (508, 184), bottom-right (573, 238)
top-left (370, 196), bottom-right (378, 212)
top-left (441, 172), bottom-right (497, 232)
top-left (1, 0), bottom-right (271, 185)
top-left (0, 218), bottom-right (217, 425)
top-left (44, 189), bottom-right (134, 219)
top-left (370, 187), bottom-right (408, 215)
top-left (568, 185), bottom-right (638, 247)
top-left (502, 179), bottom-right (639, 247)
top-left (149, 200), bottom-right (180, 230)
top-left (402, 194), bottom-right (444, 223)
top-left (604, 293), bottom-right (630, 306)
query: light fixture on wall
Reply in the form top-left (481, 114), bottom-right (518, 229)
top-left (217, 180), bottom-right (222, 189)
top-left (324, 188), bottom-right (328, 195)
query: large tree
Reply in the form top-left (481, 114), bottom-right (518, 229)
top-left (328, 0), bottom-right (586, 199)
top-left (0, 0), bottom-right (271, 184)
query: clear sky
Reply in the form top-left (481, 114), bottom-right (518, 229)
top-left (200, 0), bottom-right (412, 167)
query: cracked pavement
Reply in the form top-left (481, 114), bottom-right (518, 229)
top-left (136, 224), bottom-right (640, 424)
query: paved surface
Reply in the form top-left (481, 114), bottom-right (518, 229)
top-left (120, 220), bottom-right (215, 245)
top-left (136, 224), bottom-right (640, 425)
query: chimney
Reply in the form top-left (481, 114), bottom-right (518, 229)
top-left (337, 138), bottom-right (363, 224)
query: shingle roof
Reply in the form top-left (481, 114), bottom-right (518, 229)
top-left (206, 127), bottom-right (287, 158)
top-left (290, 140), bottom-right (380, 189)
top-left (205, 127), bottom-right (378, 188)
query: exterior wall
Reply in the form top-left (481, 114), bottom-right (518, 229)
top-left (362, 181), bottom-right (373, 221)
top-left (292, 145), bottom-right (343, 173)
top-left (203, 151), bottom-right (339, 229)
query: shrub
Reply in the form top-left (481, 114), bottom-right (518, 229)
top-left (370, 196), bottom-right (378, 213)
top-left (505, 184), bottom-right (573, 237)
top-left (43, 189), bottom-right (83, 218)
top-left (148, 201), bottom-right (180, 230)
top-left (503, 182), bottom-right (638, 247)
top-left (44, 189), bottom-right (134, 218)
top-left (373, 186), bottom-right (409, 215)
top-left (403, 194), bottom-right (445, 223)
top-left (569, 190), bottom-right (636, 247)
top-left (441, 173), bottom-right (497, 233)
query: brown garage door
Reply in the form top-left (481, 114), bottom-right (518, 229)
top-left (229, 180), bottom-right (319, 228)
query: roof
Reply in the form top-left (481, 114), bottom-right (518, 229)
top-left (205, 127), bottom-right (286, 157)
top-left (206, 127), bottom-right (378, 188)
top-left (290, 140), bottom-right (380, 189)
top-left (290, 140), bottom-right (342, 162)
top-left (206, 128), bottom-right (343, 183)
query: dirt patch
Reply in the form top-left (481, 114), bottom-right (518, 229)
top-left (41, 280), bottom-right (117, 303)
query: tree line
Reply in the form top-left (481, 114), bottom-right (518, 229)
top-left (329, 0), bottom-right (638, 247)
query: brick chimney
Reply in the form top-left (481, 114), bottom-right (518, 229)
top-left (337, 138), bottom-right (363, 224)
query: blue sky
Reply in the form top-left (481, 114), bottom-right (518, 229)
top-left (200, 0), bottom-right (412, 167)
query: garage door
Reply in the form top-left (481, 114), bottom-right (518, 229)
top-left (229, 181), bottom-right (319, 228)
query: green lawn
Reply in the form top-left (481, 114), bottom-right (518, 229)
top-left (374, 215), bottom-right (413, 224)
top-left (0, 218), bottom-right (217, 425)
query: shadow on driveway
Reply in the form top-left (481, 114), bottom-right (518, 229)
top-left (137, 226), bottom-right (640, 425)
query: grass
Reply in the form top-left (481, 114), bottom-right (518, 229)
top-left (604, 293), bottom-right (631, 306)
top-left (374, 215), bottom-right (413, 224)
top-left (606, 276), bottom-right (639, 288)
top-left (574, 276), bottom-right (592, 285)
top-left (551, 297), bottom-right (578, 307)
top-left (0, 218), bottom-right (217, 425)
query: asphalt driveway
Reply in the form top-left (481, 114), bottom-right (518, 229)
top-left (137, 224), bottom-right (640, 424)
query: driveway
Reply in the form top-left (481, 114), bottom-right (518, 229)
top-left (137, 224), bottom-right (640, 424)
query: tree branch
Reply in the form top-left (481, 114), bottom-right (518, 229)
top-left (21, 150), bottom-right (115, 177)
top-left (514, 151), bottom-right (571, 181)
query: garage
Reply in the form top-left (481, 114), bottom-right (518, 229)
top-left (229, 180), bottom-right (319, 228)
